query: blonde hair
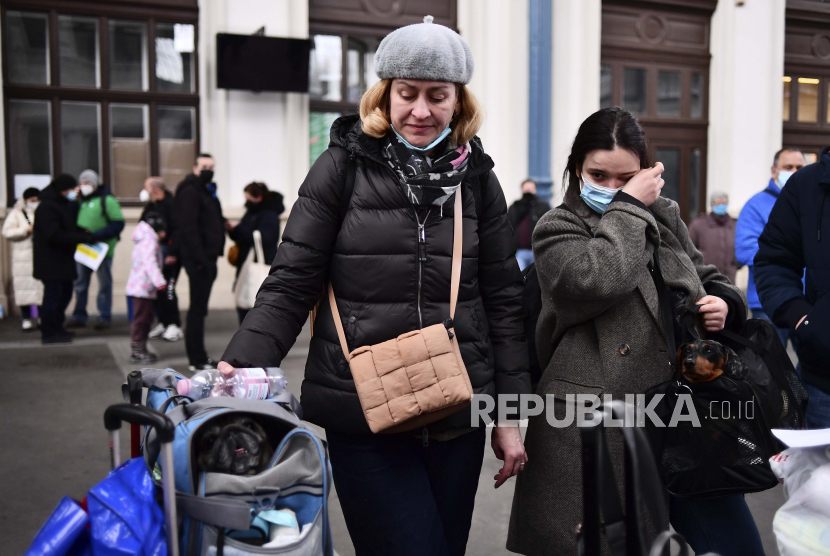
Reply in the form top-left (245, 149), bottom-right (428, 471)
top-left (359, 79), bottom-right (484, 146)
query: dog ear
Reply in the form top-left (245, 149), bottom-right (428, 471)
top-left (676, 344), bottom-right (686, 371)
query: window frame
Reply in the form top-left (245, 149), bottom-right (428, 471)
top-left (308, 24), bottom-right (388, 116)
top-left (1, 0), bottom-right (199, 205)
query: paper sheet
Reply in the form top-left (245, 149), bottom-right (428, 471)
top-left (772, 428), bottom-right (830, 448)
top-left (74, 242), bottom-right (109, 271)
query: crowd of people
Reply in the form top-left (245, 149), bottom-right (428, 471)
top-left (3, 15), bottom-right (829, 556)
top-left (2, 156), bottom-right (285, 370)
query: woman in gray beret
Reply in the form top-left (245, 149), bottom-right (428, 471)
top-left (507, 108), bottom-right (759, 556)
top-left (219, 16), bottom-right (530, 555)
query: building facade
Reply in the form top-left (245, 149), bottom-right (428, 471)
top-left (0, 0), bottom-right (828, 315)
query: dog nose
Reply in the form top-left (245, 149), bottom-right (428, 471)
top-left (684, 357), bottom-right (697, 367)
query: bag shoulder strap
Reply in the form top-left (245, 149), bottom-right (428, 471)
top-left (329, 188), bottom-right (464, 360)
top-left (763, 188), bottom-right (780, 199)
top-left (253, 230), bottom-right (265, 263)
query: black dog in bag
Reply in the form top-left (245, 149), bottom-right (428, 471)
top-left (644, 252), bottom-right (808, 500)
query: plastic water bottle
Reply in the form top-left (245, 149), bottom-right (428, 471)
top-left (177, 367), bottom-right (287, 400)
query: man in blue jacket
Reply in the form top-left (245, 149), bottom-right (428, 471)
top-left (735, 148), bottom-right (806, 346)
top-left (755, 146), bottom-right (830, 429)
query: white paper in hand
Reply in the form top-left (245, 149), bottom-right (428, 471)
top-left (75, 242), bottom-right (109, 271)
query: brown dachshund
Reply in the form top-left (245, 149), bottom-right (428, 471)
top-left (677, 339), bottom-right (748, 384)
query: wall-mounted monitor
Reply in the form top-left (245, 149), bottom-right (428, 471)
top-left (216, 33), bottom-right (311, 92)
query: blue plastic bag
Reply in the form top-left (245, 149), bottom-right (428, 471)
top-left (87, 458), bottom-right (167, 556)
top-left (24, 497), bottom-right (91, 556)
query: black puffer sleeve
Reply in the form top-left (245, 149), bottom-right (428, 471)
top-left (222, 148), bottom-right (348, 366)
top-left (477, 170), bottom-right (532, 400)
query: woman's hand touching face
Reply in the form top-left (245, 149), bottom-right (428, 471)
top-left (578, 148), bottom-right (664, 207)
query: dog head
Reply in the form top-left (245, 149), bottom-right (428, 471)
top-left (196, 415), bottom-right (274, 475)
top-left (677, 339), bottom-right (728, 384)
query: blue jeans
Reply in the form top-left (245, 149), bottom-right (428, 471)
top-left (72, 257), bottom-right (113, 323)
top-left (751, 308), bottom-right (790, 349)
top-left (516, 249), bottom-right (534, 271)
top-left (669, 494), bottom-right (765, 556)
top-left (326, 427), bottom-right (486, 556)
top-left (804, 382), bottom-right (830, 429)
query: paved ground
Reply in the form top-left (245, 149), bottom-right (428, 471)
top-left (1, 311), bottom-right (784, 555)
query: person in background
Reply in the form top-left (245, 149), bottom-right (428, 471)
top-left (2, 187), bottom-right (44, 331)
top-left (755, 145), bottom-right (830, 429)
top-left (33, 174), bottom-right (95, 344)
top-left (228, 181), bottom-right (285, 323)
top-left (140, 177), bottom-right (183, 342)
top-left (126, 218), bottom-right (168, 364)
top-left (688, 191), bottom-right (740, 283)
top-left (736, 148), bottom-right (806, 348)
top-left (66, 169), bottom-right (125, 330)
top-left (507, 178), bottom-right (550, 271)
top-left (175, 154), bottom-right (226, 370)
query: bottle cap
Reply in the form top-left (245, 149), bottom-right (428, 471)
top-left (176, 379), bottom-right (190, 396)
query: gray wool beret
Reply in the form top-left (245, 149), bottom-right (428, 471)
top-left (375, 15), bottom-right (474, 85)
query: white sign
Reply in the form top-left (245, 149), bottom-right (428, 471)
top-left (74, 242), bottom-right (109, 271)
top-left (773, 428), bottom-right (830, 449)
top-left (14, 174), bottom-right (51, 199)
top-left (174, 23), bottom-right (195, 53)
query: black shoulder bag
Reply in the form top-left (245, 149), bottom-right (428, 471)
top-left (643, 250), bottom-right (808, 499)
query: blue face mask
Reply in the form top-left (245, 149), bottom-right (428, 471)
top-left (776, 170), bottom-right (795, 189)
top-left (66, 190), bottom-right (78, 201)
top-left (391, 124), bottom-right (453, 153)
top-left (712, 203), bottom-right (728, 216)
top-left (580, 177), bottom-right (621, 214)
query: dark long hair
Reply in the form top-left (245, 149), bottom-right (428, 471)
top-left (244, 181), bottom-right (269, 199)
top-left (563, 107), bottom-right (650, 206)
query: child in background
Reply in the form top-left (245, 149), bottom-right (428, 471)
top-left (126, 220), bottom-right (167, 363)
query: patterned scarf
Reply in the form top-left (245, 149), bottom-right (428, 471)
top-left (381, 132), bottom-right (471, 208)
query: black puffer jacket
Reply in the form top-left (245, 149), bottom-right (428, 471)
top-left (222, 115), bottom-right (531, 434)
top-left (33, 184), bottom-right (95, 282)
top-left (140, 188), bottom-right (179, 257)
top-left (175, 174), bottom-right (225, 265)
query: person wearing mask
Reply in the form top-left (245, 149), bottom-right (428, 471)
top-left (218, 18), bottom-right (530, 555)
top-left (736, 148), bottom-right (806, 347)
top-left (175, 154), bottom-right (225, 370)
top-left (227, 181), bottom-right (285, 323)
top-left (140, 177), bottom-right (183, 342)
top-left (33, 175), bottom-right (95, 344)
top-left (2, 188), bottom-right (44, 331)
top-left (507, 178), bottom-right (550, 270)
top-left (688, 191), bottom-right (740, 283)
top-left (755, 146), bottom-right (830, 429)
top-left (66, 169), bottom-right (125, 330)
top-left (508, 108), bottom-right (755, 556)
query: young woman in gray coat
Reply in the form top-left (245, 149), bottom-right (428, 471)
top-left (507, 108), bottom-right (763, 556)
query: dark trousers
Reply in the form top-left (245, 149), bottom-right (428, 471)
top-left (237, 307), bottom-right (249, 325)
top-left (183, 259), bottom-right (217, 365)
top-left (130, 297), bottom-right (155, 351)
top-left (669, 494), bottom-right (765, 556)
top-left (154, 259), bottom-right (181, 327)
top-left (41, 280), bottom-right (73, 339)
top-left (326, 427), bottom-right (486, 556)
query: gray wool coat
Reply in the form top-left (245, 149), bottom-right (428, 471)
top-left (506, 194), bottom-right (747, 556)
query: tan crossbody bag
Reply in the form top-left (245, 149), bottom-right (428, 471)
top-left (328, 189), bottom-right (474, 434)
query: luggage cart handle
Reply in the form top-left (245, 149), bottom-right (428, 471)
top-left (104, 403), bottom-right (175, 442)
top-left (104, 403), bottom-right (180, 556)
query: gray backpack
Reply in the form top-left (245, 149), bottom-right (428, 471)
top-left (128, 368), bottom-right (333, 556)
